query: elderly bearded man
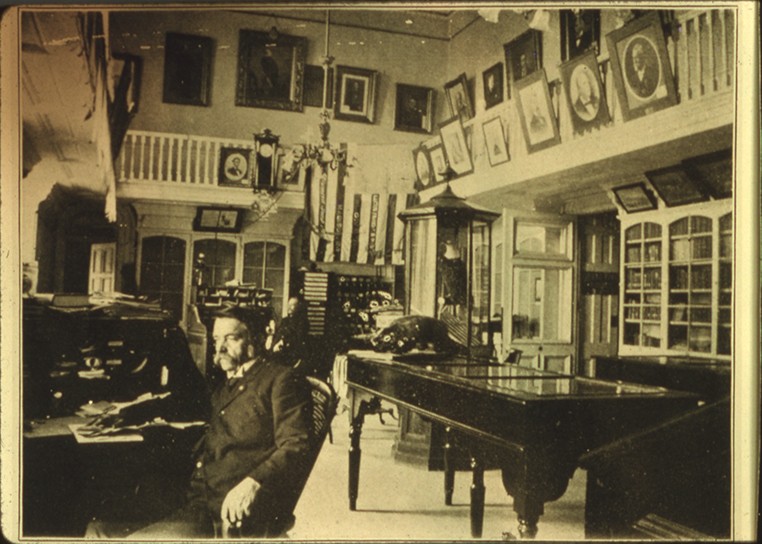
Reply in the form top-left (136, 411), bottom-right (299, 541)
top-left (98, 306), bottom-right (313, 539)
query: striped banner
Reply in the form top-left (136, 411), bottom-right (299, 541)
top-left (307, 165), bottom-right (414, 265)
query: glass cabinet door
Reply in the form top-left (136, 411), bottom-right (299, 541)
top-left (622, 222), bottom-right (662, 348)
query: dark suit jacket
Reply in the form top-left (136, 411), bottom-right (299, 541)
top-left (190, 358), bottom-right (312, 515)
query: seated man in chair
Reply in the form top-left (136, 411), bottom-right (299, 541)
top-left (91, 305), bottom-right (313, 539)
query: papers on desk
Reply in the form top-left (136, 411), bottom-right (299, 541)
top-left (69, 423), bottom-right (144, 443)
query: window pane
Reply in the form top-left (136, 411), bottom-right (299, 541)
top-left (512, 267), bottom-right (571, 342)
top-left (244, 242), bottom-right (265, 268)
top-left (515, 222), bottom-right (569, 256)
top-left (266, 243), bottom-right (286, 268)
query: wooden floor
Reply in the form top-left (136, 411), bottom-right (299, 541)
top-left (292, 402), bottom-right (588, 541)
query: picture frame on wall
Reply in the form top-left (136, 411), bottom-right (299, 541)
top-left (163, 32), bottom-right (213, 106)
top-left (439, 117), bottom-right (473, 177)
top-left (444, 73), bottom-right (474, 121)
top-left (482, 62), bottom-right (505, 108)
top-left (236, 29), bottom-right (307, 111)
top-left (412, 144), bottom-right (433, 190)
top-left (514, 69), bottom-right (560, 154)
top-left (645, 165), bottom-right (708, 207)
top-left (559, 49), bottom-right (611, 134)
top-left (560, 9), bottom-right (601, 61)
top-left (395, 84), bottom-right (434, 133)
top-left (606, 11), bottom-right (677, 121)
top-left (612, 182), bottom-right (658, 213)
top-left (218, 147), bottom-right (253, 187)
top-left (428, 144), bottom-right (448, 184)
top-left (334, 65), bottom-right (378, 123)
top-left (193, 207), bottom-right (244, 233)
top-left (482, 116), bottom-right (510, 166)
top-left (682, 148), bottom-right (733, 199)
top-left (504, 30), bottom-right (543, 87)
top-left (303, 64), bottom-right (333, 108)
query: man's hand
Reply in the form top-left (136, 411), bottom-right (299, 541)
top-left (221, 476), bottom-right (261, 527)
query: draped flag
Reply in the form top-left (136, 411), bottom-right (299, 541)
top-left (307, 161), bottom-right (415, 265)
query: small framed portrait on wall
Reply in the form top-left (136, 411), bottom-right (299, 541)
top-left (163, 32), bottom-right (213, 106)
top-left (482, 116), bottom-right (509, 166)
top-left (428, 144), bottom-right (448, 184)
top-left (334, 65), bottom-right (378, 123)
top-left (559, 50), bottom-right (610, 134)
top-left (218, 147), bottom-right (252, 187)
top-left (193, 207), bottom-right (244, 233)
top-left (560, 9), bottom-right (601, 61)
top-left (606, 12), bottom-right (677, 121)
top-left (504, 30), bottom-right (543, 86)
top-left (236, 29), bottom-right (307, 111)
top-left (395, 84), bottom-right (434, 133)
top-left (482, 62), bottom-right (505, 109)
top-left (515, 69), bottom-right (560, 154)
top-left (439, 117), bottom-right (473, 177)
top-left (444, 73), bottom-right (474, 121)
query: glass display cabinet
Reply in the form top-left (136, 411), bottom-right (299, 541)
top-left (399, 183), bottom-right (500, 357)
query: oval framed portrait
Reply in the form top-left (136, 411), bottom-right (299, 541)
top-left (413, 145), bottom-right (432, 189)
top-left (219, 147), bottom-right (251, 186)
top-left (622, 35), bottom-right (661, 101)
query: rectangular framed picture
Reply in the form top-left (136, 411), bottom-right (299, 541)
top-left (645, 165), bottom-right (708, 207)
top-left (482, 116), bottom-right (509, 166)
top-left (163, 32), bottom-right (213, 106)
top-left (444, 73), bottom-right (474, 121)
top-left (612, 182), bottom-right (657, 213)
top-left (334, 65), bottom-right (378, 123)
top-left (559, 49), bottom-right (610, 134)
top-left (193, 207), bottom-right (244, 233)
top-left (683, 148), bottom-right (733, 198)
top-left (236, 29), bottom-right (307, 111)
top-left (218, 147), bottom-right (253, 188)
top-left (515, 69), bottom-right (560, 154)
top-left (560, 9), bottom-right (600, 61)
top-left (606, 11), bottom-right (677, 121)
top-left (303, 64), bottom-right (333, 108)
top-left (395, 84), bottom-right (434, 133)
top-left (428, 144), bottom-right (448, 184)
top-left (482, 62), bottom-right (505, 108)
top-left (439, 117), bottom-right (473, 177)
top-left (504, 30), bottom-right (543, 85)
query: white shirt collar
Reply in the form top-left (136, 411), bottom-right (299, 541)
top-left (226, 359), bottom-right (258, 380)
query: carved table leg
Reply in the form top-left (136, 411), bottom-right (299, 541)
top-left (443, 426), bottom-right (454, 506)
top-left (348, 397), bottom-right (374, 511)
top-left (469, 455), bottom-right (485, 538)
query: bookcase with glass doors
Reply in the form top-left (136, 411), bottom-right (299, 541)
top-left (619, 200), bottom-right (732, 359)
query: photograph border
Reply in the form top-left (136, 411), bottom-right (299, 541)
top-left (514, 68), bottom-right (561, 154)
top-left (334, 65), bottom-right (378, 123)
top-left (559, 49), bottom-right (611, 134)
top-left (444, 72), bottom-right (474, 121)
top-left (482, 116), bottom-right (510, 167)
top-left (395, 83), bottom-right (434, 134)
top-left (645, 164), bottom-right (709, 207)
top-left (439, 116), bottom-right (473, 177)
top-left (612, 182), bottom-right (658, 213)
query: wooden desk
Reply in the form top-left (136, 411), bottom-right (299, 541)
top-left (344, 352), bottom-right (700, 539)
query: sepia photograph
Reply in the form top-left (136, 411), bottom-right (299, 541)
top-left (0, 3), bottom-right (759, 544)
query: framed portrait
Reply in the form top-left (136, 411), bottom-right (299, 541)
top-left (444, 73), bottom-right (474, 121)
top-left (683, 148), bottom-right (733, 199)
top-left (482, 62), bottom-right (504, 109)
top-left (163, 32), bottom-right (213, 106)
top-left (606, 11), bottom-right (677, 121)
top-left (482, 116), bottom-right (510, 167)
top-left (439, 117), bottom-right (473, 177)
top-left (193, 207), bottom-right (244, 233)
top-left (412, 144), bottom-right (433, 190)
top-left (559, 49), bottom-right (611, 134)
top-left (218, 147), bottom-right (252, 187)
top-left (236, 29), bottom-right (307, 112)
top-left (561, 9), bottom-right (601, 61)
top-left (504, 30), bottom-right (543, 88)
top-left (612, 182), bottom-right (657, 213)
top-left (428, 144), bottom-right (448, 184)
top-left (515, 69), bottom-right (561, 154)
top-left (303, 64), bottom-right (334, 108)
top-left (645, 165), bottom-right (708, 207)
top-left (395, 84), bottom-right (434, 133)
top-left (334, 65), bottom-right (378, 123)
top-left (276, 145), bottom-right (307, 191)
